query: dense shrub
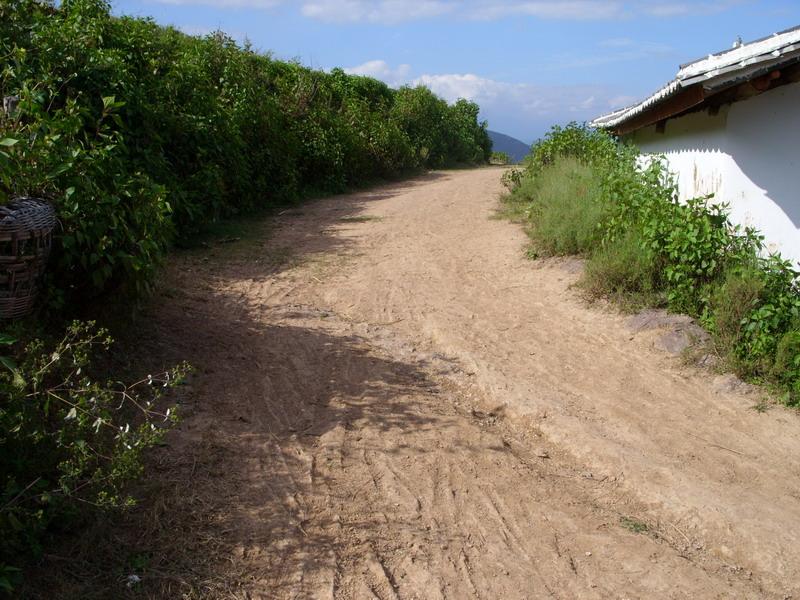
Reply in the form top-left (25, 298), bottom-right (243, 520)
top-left (505, 123), bottom-right (800, 399)
top-left (0, 0), bottom-right (490, 308)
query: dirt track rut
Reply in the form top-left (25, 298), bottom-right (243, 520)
top-left (135, 169), bottom-right (800, 599)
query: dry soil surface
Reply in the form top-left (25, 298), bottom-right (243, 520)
top-left (109, 169), bottom-right (800, 598)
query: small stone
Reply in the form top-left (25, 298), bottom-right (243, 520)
top-left (585, 552), bottom-right (592, 557)
top-left (535, 448), bottom-right (550, 458)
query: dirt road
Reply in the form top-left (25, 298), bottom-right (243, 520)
top-left (118, 169), bottom-right (800, 598)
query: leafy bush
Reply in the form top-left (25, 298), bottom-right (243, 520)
top-left (735, 257), bottom-right (800, 366)
top-left (771, 331), bottom-right (800, 405)
top-left (506, 123), bottom-right (800, 398)
top-left (524, 122), bottom-right (618, 173)
top-left (490, 151), bottom-right (511, 165)
top-left (0, 323), bottom-right (187, 591)
top-left (0, 0), bottom-right (490, 309)
top-left (709, 266), bottom-right (765, 359)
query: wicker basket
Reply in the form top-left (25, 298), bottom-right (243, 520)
top-left (0, 197), bottom-right (57, 319)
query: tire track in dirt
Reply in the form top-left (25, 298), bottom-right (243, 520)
top-left (78, 170), bottom-right (800, 598)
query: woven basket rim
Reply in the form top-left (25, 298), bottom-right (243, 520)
top-left (0, 196), bottom-right (57, 235)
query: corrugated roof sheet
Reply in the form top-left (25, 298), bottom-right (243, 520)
top-left (591, 25), bottom-right (800, 130)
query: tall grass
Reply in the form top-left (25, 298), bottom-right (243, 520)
top-left (511, 157), bottom-right (606, 255)
top-left (583, 226), bottom-right (661, 308)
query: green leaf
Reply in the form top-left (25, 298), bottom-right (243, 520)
top-left (0, 355), bottom-right (17, 372)
top-left (0, 333), bottom-right (15, 345)
top-left (0, 138), bottom-right (18, 147)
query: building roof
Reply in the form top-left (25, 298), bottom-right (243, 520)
top-left (592, 25), bottom-right (800, 134)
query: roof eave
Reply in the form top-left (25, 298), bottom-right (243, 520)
top-left (592, 27), bottom-right (800, 134)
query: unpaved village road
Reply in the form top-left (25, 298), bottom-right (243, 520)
top-left (138, 168), bottom-right (800, 599)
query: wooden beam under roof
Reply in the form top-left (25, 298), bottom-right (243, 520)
top-left (611, 85), bottom-right (705, 136)
top-left (611, 59), bottom-right (800, 136)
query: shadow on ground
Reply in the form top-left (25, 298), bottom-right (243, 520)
top-left (22, 172), bottom-right (460, 599)
top-left (173, 171), bottom-right (453, 281)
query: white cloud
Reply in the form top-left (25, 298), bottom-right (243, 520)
top-left (302, 0), bottom-right (452, 23)
top-left (151, 0), bottom-right (743, 22)
top-left (344, 60), bottom-right (411, 86)
top-left (157, 0), bottom-right (281, 6)
top-left (412, 73), bottom-right (505, 104)
top-left (343, 59), bottom-right (626, 132)
top-left (400, 70), bottom-right (623, 140)
top-left (341, 59), bottom-right (616, 131)
top-left (544, 39), bottom-right (674, 70)
top-left (466, 1), bottom-right (625, 21)
top-left (608, 94), bottom-right (639, 109)
top-left (296, 0), bottom-right (741, 23)
top-left (413, 72), bottom-right (609, 115)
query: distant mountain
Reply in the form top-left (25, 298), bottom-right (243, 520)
top-left (487, 130), bottom-right (530, 163)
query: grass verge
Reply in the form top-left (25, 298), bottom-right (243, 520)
top-left (503, 124), bottom-right (800, 404)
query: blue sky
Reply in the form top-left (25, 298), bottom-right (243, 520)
top-left (110, 0), bottom-right (800, 143)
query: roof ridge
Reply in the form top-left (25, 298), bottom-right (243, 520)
top-left (591, 24), bottom-right (800, 131)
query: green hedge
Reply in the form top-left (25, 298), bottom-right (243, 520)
top-left (506, 123), bottom-right (800, 402)
top-left (0, 0), bottom-right (491, 307)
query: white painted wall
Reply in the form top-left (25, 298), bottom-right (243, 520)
top-left (628, 81), bottom-right (800, 266)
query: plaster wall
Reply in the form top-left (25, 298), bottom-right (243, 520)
top-left (628, 81), bottom-right (800, 265)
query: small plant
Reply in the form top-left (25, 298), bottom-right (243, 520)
top-left (489, 151), bottom-right (511, 165)
top-left (0, 322), bottom-right (188, 591)
top-left (620, 516), bottom-right (649, 534)
top-left (582, 226), bottom-right (660, 309)
top-left (501, 167), bottom-right (523, 191)
top-left (771, 330), bottom-right (800, 405)
top-left (505, 157), bottom-right (606, 256)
